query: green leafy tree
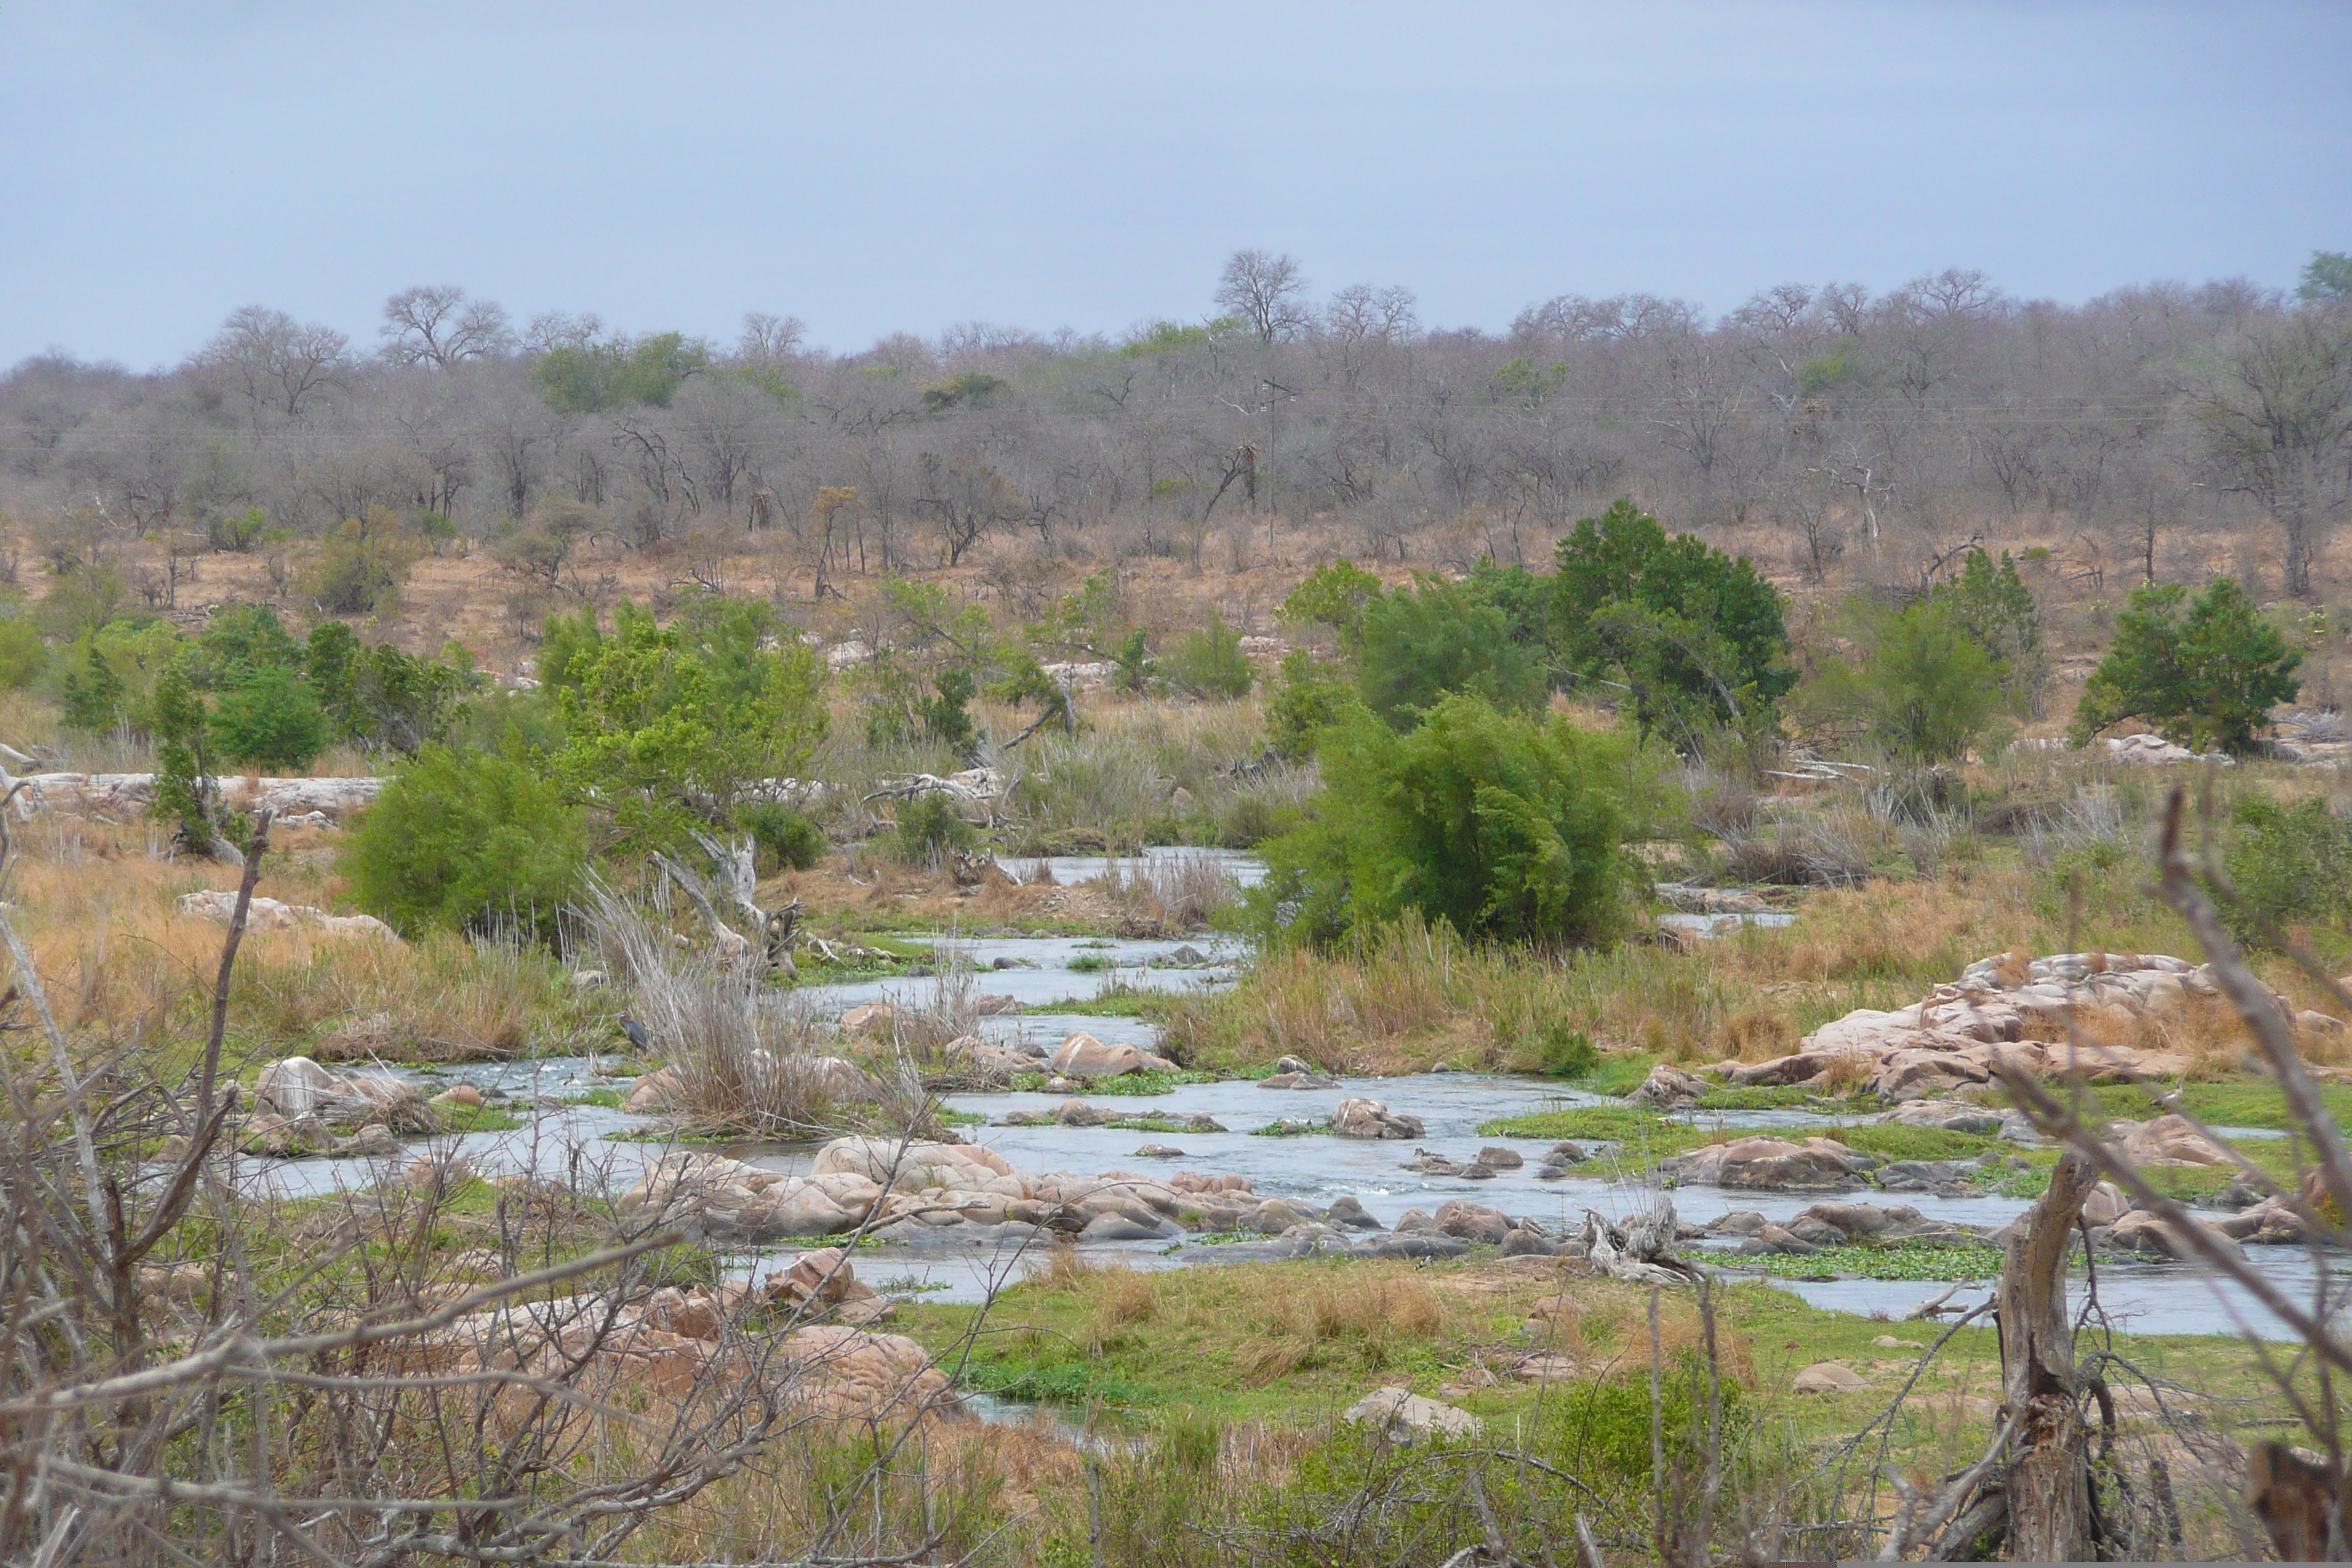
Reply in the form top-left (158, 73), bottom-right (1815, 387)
top-left (1550, 499), bottom-right (1793, 744)
top-left (1252, 693), bottom-right (1656, 949)
top-left (2069, 578), bottom-right (2302, 753)
top-left (1164, 613), bottom-right (1254, 698)
top-left (342, 744), bottom-right (587, 938)
top-left (1264, 649), bottom-right (1361, 758)
top-left (984, 651), bottom-right (1074, 738)
top-left (1357, 576), bottom-right (1545, 730)
top-left (1278, 559), bottom-right (1385, 649)
top-left (1928, 548), bottom-right (2046, 713)
top-left (209, 664), bottom-right (326, 770)
top-left (59, 636), bottom-right (124, 732)
top-left (532, 331), bottom-right (708, 414)
top-left (148, 655), bottom-right (238, 856)
top-left (305, 622), bottom-right (468, 754)
top-left (2299, 250), bottom-right (2352, 304)
top-left (1798, 598), bottom-right (2004, 763)
top-left (554, 603), bottom-right (828, 853)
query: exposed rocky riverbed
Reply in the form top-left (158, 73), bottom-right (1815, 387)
top-left (218, 926), bottom-right (2350, 1341)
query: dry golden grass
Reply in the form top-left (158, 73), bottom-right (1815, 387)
top-left (0, 817), bottom-right (606, 1071)
top-left (1520, 1287), bottom-right (1756, 1387)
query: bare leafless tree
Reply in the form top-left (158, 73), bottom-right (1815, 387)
top-left (194, 305), bottom-right (351, 423)
top-left (2190, 307), bottom-right (2352, 598)
top-left (380, 285), bottom-right (514, 369)
top-left (1215, 249), bottom-right (1312, 344)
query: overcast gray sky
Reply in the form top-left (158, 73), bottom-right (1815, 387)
top-left (4, 1), bottom-right (2347, 369)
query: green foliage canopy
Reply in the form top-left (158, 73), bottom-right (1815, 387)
top-left (2299, 250), bottom-right (2352, 304)
top-left (553, 600), bottom-right (827, 853)
top-left (1357, 576), bottom-right (1546, 730)
top-left (532, 331), bottom-right (709, 414)
top-left (1278, 559), bottom-right (1385, 650)
top-left (2223, 793), bottom-right (2352, 949)
top-left (1550, 499), bottom-right (1793, 742)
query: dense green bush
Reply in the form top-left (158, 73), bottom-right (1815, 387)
top-left (308, 514), bottom-right (421, 617)
top-left (1164, 613), bottom-right (1254, 698)
top-left (2223, 794), bottom-right (2352, 946)
top-left (554, 598), bottom-right (827, 853)
top-left (1253, 692), bottom-right (1662, 948)
top-left (891, 792), bottom-right (976, 867)
top-left (1550, 499), bottom-right (1793, 742)
top-left (1531, 1021), bottom-right (1599, 1077)
top-left (1797, 598), bottom-right (2005, 762)
top-left (739, 801), bottom-right (829, 872)
top-left (1264, 648), bottom-right (1359, 758)
top-left (0, 619), bottom-right (47, 690)
top-left (304, 621), bottom-right (471, 753)
top-left (1929, 548), bottom-right (2046, 712)
top-left (208, 664), bottom-right (326, 770)
top-left (342, 744), bottom-right (587, 938)
top-left (1356, 576), bottom-right (1547, 730)
top-left (919, 668), bottom-right (978, 752)
top-left (59, 637), bottom-right (124, 731)
top-left (198, 603), bottom-right (304, 680)
top-left (1278, 559), bottom-right (1385, 649)
top-left (2069, 577), bottom-right (2300, 753)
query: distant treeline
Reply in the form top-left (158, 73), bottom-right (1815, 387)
top-left (3, 250), bottom-right (2348, 595)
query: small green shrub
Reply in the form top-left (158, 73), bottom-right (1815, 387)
top-left (308, 516), bottom-right (421, 617)
top-left (892, 792), bottom-right (976, 866)
top-left (208, 508), bottom-right (271, 553)
top-left (1529, 1022), bottom-right (1599, 1077)
top-left (1165, 613), bottom-right (1254, 698)
top-left (919, 667), bottom-right (977, 753)
top-left (739, 801), bottom-right (828, 872)
top-left (1112, 626), bottom-right (1155, 692)
top-left (1539, 1357), bottom-right (1749, 1485)
top-left (342, 744), bottom-right (588, 938)
top-left (1278, 559), bottom-right (1385, 649)
top-left (1798, 598), bottom-right (2005, 762)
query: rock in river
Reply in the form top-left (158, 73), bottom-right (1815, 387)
top-left (1331, 1097), bottom-right (1426, 1139)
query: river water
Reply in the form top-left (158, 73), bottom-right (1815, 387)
top-left (229, 916), bottom-right (2347, 1342)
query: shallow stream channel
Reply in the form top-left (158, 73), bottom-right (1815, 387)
top-left (238, 886), bottom-right (2345, 1346)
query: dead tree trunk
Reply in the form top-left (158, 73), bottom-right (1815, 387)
top-left (1995, 1147), bottom-right (2097, 1561)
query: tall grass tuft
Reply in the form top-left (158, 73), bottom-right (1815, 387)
top-left (580, 876), bottom-right (930, 1138)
